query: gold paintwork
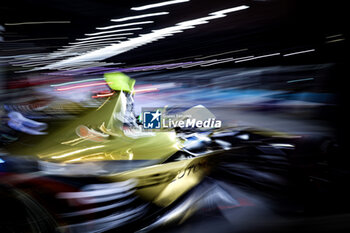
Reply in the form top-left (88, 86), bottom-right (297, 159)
top-left (6, 91), bottom-right (294, 208)
top-left (8, 92), bottom-right (180, 163)
top-left (5, 89), bottom-right (298, 211)
top-left (105, 153), bottom-right (213, 207)
top-left (6, 92), bottom-right (223, 207)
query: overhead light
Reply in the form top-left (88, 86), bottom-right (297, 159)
top-left (283, 49), bottom-right (315, 57)
top-left (96, 21), bottom-right (153, 30)
top-left (76, 33), bottom-right (134, 41)
top-left (37, 5), bottom-right (250, 70)
top-left (201, 56), bottom-right (254, 67)
top-left (131, 0), bottom-right (190, 11)
top-left (5, 21), bottom-right (70, 26)
top-left (176, 5), bottom-right (249, 28)
top-left (111, 12), bottom-right (169, 22)
top-left (69, 37), bottom-right (126, 45)
top-left (326, 34), bottom-right (342, 39)
top-left (287, 78), bottom-right (314, 84)
top-left (196, 48), bottom-right (248, 59)
top-left (85, 28), bottom-right (142, 36)
top-left (5, 37), bottom-right (68, 42)
top-left (64, 41), bottom-right (120, 49)
top-left (235, 53), bottom-right (280, 63)
top-left (209, 5), bottom-right (250, 15)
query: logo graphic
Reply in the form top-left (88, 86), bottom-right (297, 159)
top-left (143, 110), bottom-right (161, 129)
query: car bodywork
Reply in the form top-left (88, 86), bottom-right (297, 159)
top-left (1, 92), bottom-right (319, 233)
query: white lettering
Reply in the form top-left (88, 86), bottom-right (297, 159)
top-left (186, 118), bottom-right (196, 127)
top-left (196, 120), bottom-right (203, 127)
top-left (214, 120), bottom-right (222, 128)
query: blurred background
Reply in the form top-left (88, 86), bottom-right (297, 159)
top-left (1, 0), bottom-right (347, 154)
top-left (0, 0), bottom-right (348, 232)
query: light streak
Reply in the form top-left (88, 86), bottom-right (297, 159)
top-left (133, 88), bottom-right (159, 93)
top-left (37, 5), bottom-right (250, 70)
top-left (326, 38), bottom-right (344, 43)
top-left (326, 34), bottom-right (342, 39)
top-left (131, 0), bottom-right (189, 11)
top-left (111, 12), bottom-right (169, 22)
top-left (287, 78), bottom-right (314, 83)
top-left (76, 33), bottom-right (134, 41)
top-left (51, 78), bottom-right (104, 87)
top-left (235, 53), bottom-right (280, 63)
top-left (283, 49), bottom-right (315, 57)
top-left (69, 37), bottom-right (126, 45)
top-left (201, 55), bottom-right (254, 67)
top-left (196, 48), bottom-right (248, 59)
top-left (96, 21), bottom-right (153, 30)
top-left (63, 41), bottom-right (120, 49)
top-left (56, 82), bottom-right (109, 91)
top-left (92, 93), bottom-right (114, 98)
top-left (85, 28), bottom-right (142, 36)
top-left (5, 21), bottom-right (70, 26)
top-left (51, 145), bottom-right (105, 159)
top-left (5, 37), bottom-right (68, 42)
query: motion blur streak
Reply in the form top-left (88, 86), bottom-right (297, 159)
top-left (5, 37), bottom-right (68, 42)
top-left (235, 53), bottom-right (280, 63)
top-left (201, 56), bottom-right (254, 67)
top-left (59, 204), bottom-right (148, 233)
top-left (76, 190), bottom-right (137, 205)
top-left (51, 78), bottom-right (104, 87)
top-left (196, 49), bottom-right (248, 59)
top-left (4, 21), bottom-right (71, 26)
top-left (38, 5), bottom-right (249, 70)
top-left (69, 38), bottom-right (126, 45)
top-left (283, 49), bottom-right (316, 57)
top-left (50, 145), bottom-right (105, 159)
top-left (111, 12), bottom-right (169, 22)
top-left (60, 196), bottom-right (138, 217)
top-left (85, 28), bottom-right (142, 36)
top-left (131, 0), bottom-right (190, 11)
top-left (63, 41), bottom-right (121, 49)
top-left (96, 21), bottom-right (154, 30)
top-left (57, 179), bottom-right (137, 198)
top-left (0, 1), bottom-right (347, 233)
top-left (55, 82), bottom-right (109, 91)
top-left (76, 33), bottom-right (134, 41)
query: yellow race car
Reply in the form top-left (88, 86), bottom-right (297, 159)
top-left (1, 86), bottom-right (331, 233)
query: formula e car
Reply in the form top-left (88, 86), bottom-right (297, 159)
top-left (0, 91), bottom-right (334, 233)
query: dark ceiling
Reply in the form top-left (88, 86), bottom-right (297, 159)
top-left (0, 0), bottom-right (347, 67)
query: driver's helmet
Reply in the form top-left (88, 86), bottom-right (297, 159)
top-left (104, 72), bottom-right (135, 93)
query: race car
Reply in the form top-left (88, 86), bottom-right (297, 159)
top-left (0, 80), bottom-right (335, 233)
